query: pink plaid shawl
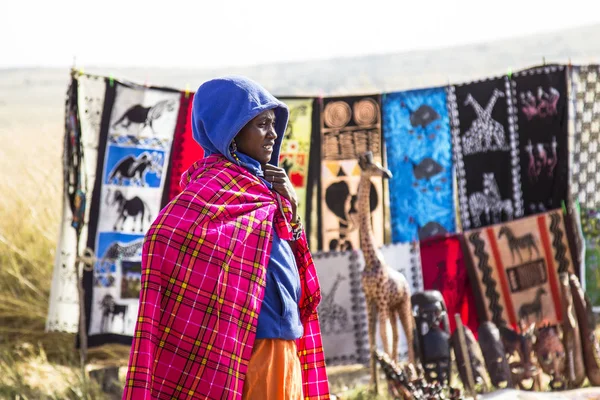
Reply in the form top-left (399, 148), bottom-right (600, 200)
top-left (123, 155), bottom-right (329, 399)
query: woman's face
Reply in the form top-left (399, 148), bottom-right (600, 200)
top-left (235, 109), bottom-right (277, 165)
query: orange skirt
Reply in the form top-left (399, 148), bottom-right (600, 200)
top-left (242, 339), bottom-right (303, 400)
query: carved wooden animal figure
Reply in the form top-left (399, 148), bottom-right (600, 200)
top-left (498, 226), bottom-right (540, 263)
top-left (559, 272), bottom-right (585, 388)
top-left (358, 152), bottom-right (415, 385)
top-left (518, 287), bottom-right (546, 323)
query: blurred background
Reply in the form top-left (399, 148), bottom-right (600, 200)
top-left (2, 0), bottom-right (600, 398)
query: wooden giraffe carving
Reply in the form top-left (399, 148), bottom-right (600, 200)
top-left (357, 152), bottom-right (415, 387)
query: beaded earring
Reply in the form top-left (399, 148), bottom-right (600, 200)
top-left (230, 140), bottom-right (241, 163)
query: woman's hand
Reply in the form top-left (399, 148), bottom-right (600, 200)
top-left (263, 164), bottom-right (299, 221)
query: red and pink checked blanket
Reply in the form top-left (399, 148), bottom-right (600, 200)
top-left (123, 155), bottom-right (329, 399)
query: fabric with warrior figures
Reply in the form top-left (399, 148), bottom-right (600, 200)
top-left (580, 208), bottom-right (600, 311)
top-left (83, 80), bottom-right (181, 345)
top-left (448, 77), bottom-right (523, 231)
top-left (320, 95), bottom-right (386, 251)
top-left (382, 88), bottom-right (456, 243)
top-left (166, 92), bottom-right (204, 201)
top-left (420, 234), bottom-right (479, 335)
top-left (512, 65), bottom-right (569, 215)
top-left (47, 74), bottom-right (106, 333)
top-left (279, 98), bottom-right (314, 223)
top-left (570, 65), bottom-right (600, 209)
top-left (123, 155), bottom-right (329, 400)
top-left (463, 210), bottom-right (573, 331)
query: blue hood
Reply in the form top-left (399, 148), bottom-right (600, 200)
top-left (191, 75), bottom-right (289, 167)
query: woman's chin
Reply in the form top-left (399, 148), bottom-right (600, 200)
top-left (260, 151), bottom-right (273, 164)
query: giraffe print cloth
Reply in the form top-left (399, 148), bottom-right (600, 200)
top-left (462, 210), bottom-right (573, 331)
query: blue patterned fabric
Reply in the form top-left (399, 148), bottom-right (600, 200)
top-left (383, 88), bottom-right (456, 243)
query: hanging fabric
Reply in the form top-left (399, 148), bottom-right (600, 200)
top-left (448, 76), bottom-right (523, 230)
top-left (382, 87), bottom-right (456, 243)
top-left (319, 95), bottom-right (386, 251)
top-left (463, 210), bottom-right (574, 331)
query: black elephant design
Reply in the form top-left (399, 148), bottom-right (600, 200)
top-left (106, 189), bottom-right (152, 232)
top-left (107, 152), bottom-right (162, 186)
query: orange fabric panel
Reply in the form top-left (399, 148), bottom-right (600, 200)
top-left (243, 339), bottom-right (303, 400)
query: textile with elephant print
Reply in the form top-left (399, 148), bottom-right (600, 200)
top-left (82, 80), bottom-right (182, 346)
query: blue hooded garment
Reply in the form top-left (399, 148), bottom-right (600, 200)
top-left (192, 75), bottom-right (289, 168)
top-left (191, 76), bottom-right (303, 340)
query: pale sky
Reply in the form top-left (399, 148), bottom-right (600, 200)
top-left (2, 0), bottom-right (600, 69)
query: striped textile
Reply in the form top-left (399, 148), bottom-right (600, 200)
top-left (123, 155), bottom-right (329, 399)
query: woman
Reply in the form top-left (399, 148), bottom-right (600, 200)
top-left (123, 76), bottom-right (329, 399)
